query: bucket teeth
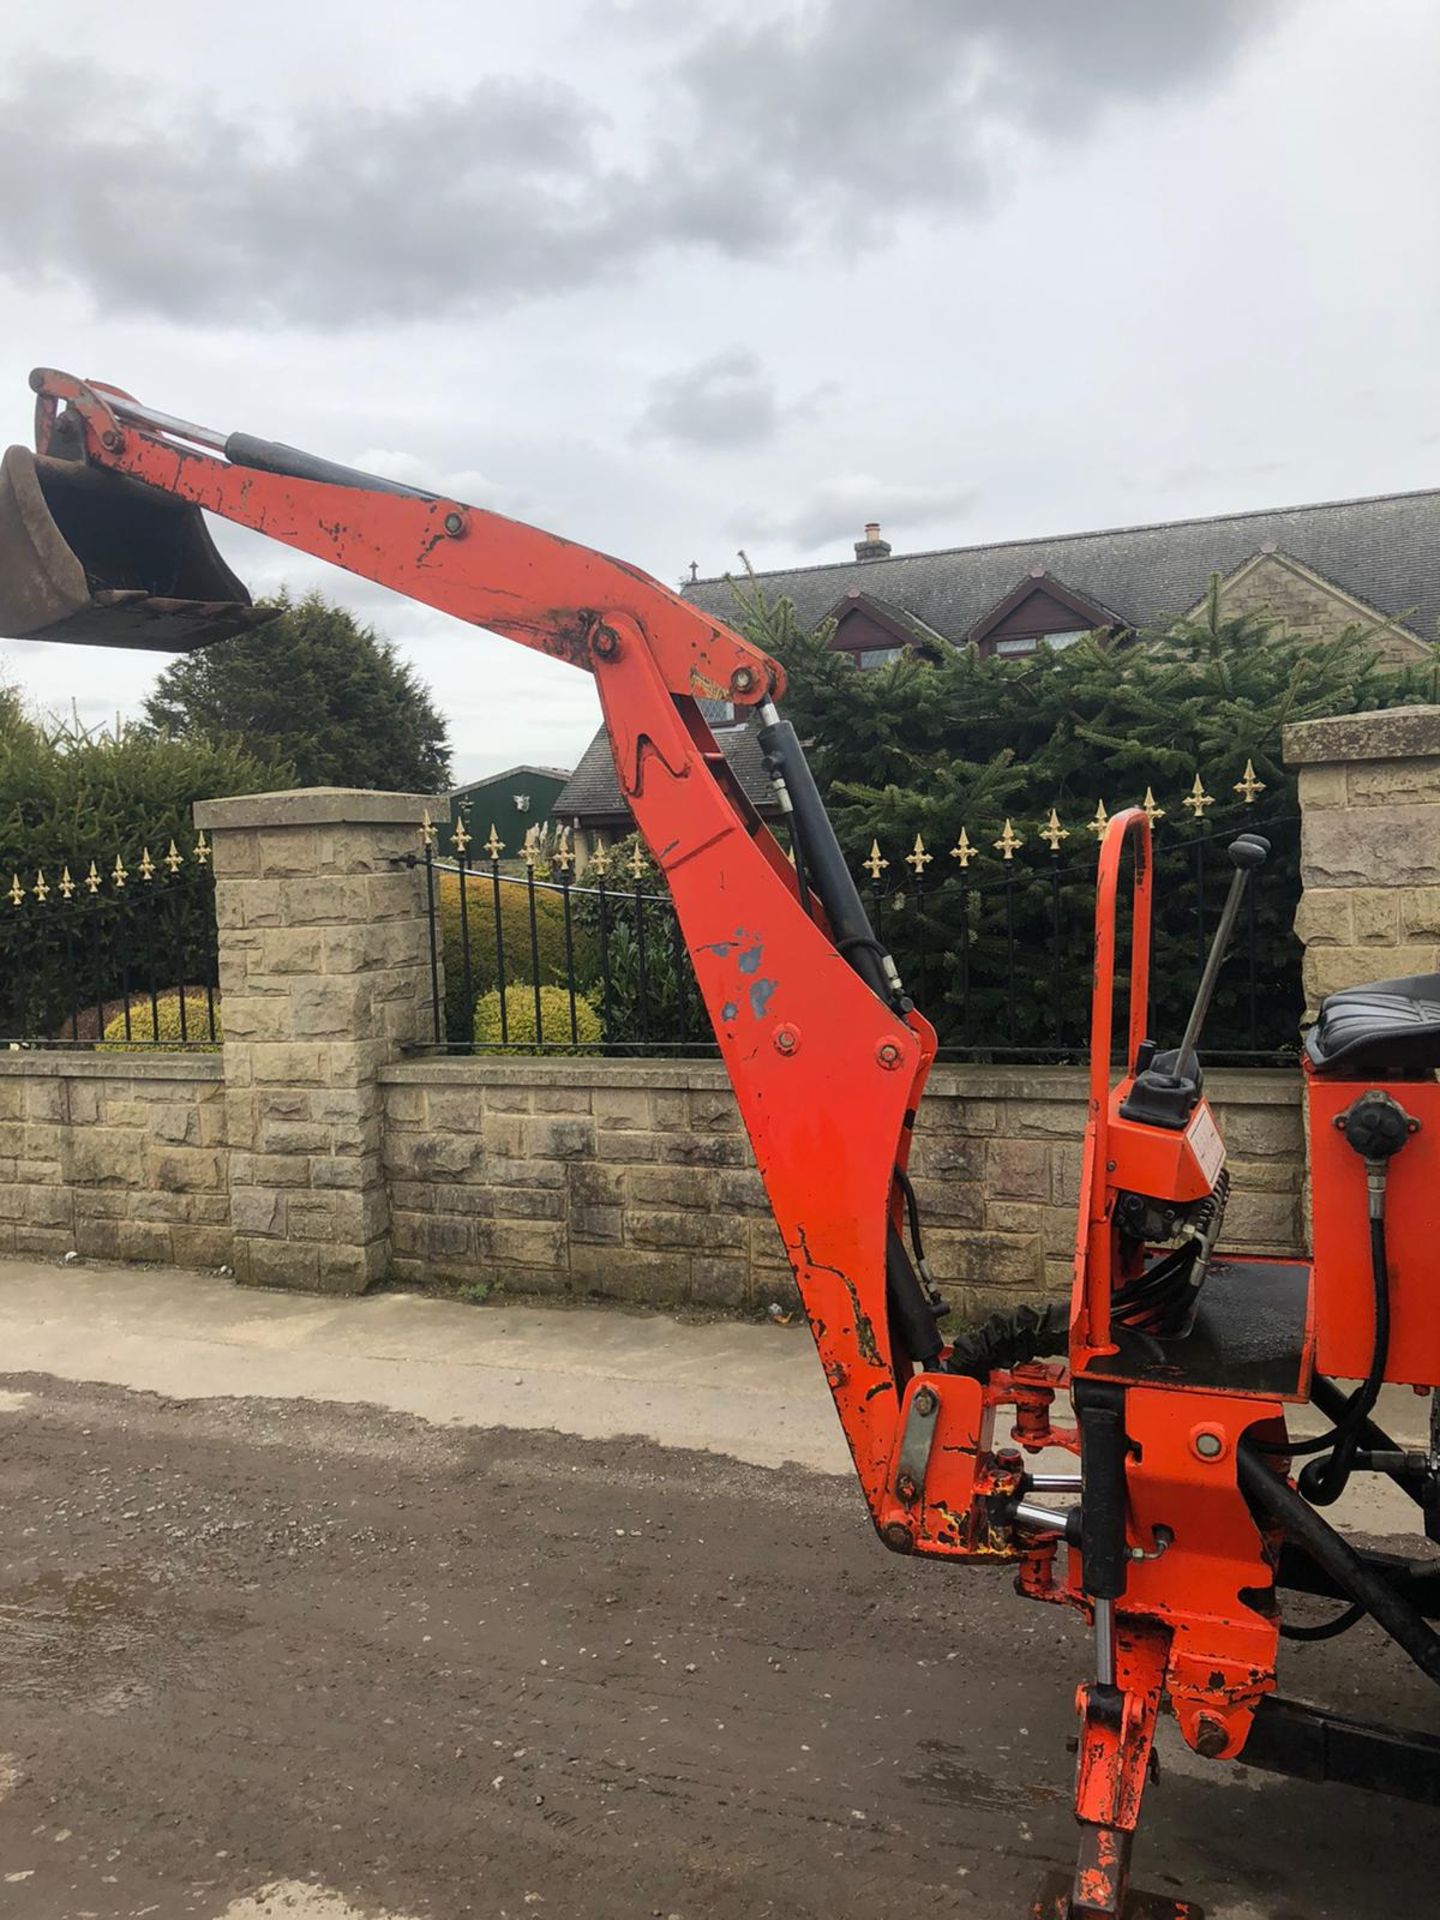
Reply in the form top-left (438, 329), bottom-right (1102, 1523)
top-left (0, 446), bottom-right (271, 650)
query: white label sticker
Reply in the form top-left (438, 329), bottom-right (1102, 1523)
top-left (1186, 1103), bottom-right (1226, 1185)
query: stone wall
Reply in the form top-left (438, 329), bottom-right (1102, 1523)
top-left (0, 1054), bottom-right (226, 1265)
top-left (1285, 705), bottom-right (1440, 1012)
top-left (17, 713), bottom-right (1433, 1315)
top-left (381, 1059), bottom-right (1304, 1313)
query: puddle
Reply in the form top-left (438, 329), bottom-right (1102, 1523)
top-left (0, 1571), bottom-right (153, 1694)
top-left (0, 1568), bottom-right (239, 1701)
top-left (0, 1390), bottom-right (33, 1413)
top-left (902, 1737), bottom-right (1068, 1812)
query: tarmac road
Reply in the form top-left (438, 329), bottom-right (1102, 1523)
top-left (0, 1258), bottom-right (1436, 1920)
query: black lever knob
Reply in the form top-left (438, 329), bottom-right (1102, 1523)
top-left (1228, 833), bottom-right (1270, 870)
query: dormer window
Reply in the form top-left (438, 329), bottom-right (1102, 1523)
top-left (968, 572), bottom-right (1116, 660)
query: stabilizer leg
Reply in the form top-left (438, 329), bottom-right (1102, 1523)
top-left (1030, 1626), bottom-right (1199, 1920)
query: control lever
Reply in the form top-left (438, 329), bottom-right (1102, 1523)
top-left (1119, 832), bottom-right (1269, 1130)
top-left (1173, 833), bottom-right (1270, 1079)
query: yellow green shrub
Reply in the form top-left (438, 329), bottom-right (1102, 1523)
top-left (473, 984), bottom-right (601, 1053)
top-left (100, 987), bottom-right (221, 1051)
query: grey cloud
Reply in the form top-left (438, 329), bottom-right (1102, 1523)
top-left (0, 5), bottom-right (1288, 324)
top-left (636, 349), bottom-right (784, 449)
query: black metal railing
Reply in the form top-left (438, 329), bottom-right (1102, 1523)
top-left (0, 834), bottom-right (220, 1047)
top-left (862, 814), bottom-right (1302, 1065)
top-left (413, 799), bottom-right (1303, 1066)
top-left (413, 822), bottom-right (714, 1056)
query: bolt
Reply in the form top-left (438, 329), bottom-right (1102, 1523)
top-left (774, 1025), bottom-right (799, 1056)
top-left (1193, 1429), bottom-right (1225, 1461)
top-left (896, 1472), bottom-right (918, 1505)
top-left (1194, 1716), bottom-right (1229, 1760)
top-left (443, 510), bottom-right (465, 537)
top-left (995, 1446), bottom-right (1022, 1474)
top-left (730, 665), bottom-right (757, 694)
top-left (593, 627), bottom-right (620, 661)
top-left (102, 429), bottom-right (122, 451)
top-left (880, 1521), bottom-right (914, 1554)
top-left (913, 1385), bottom-right (939, 1418)
top-left (876, 1040), bottom-right (903, 1071)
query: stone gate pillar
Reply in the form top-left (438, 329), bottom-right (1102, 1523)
top-left (1284, 705), bottom-right (1440, 1016)
top-left (195, 787), bottom-right (437, 1292)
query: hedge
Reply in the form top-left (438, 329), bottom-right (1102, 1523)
top-left (473, 984), bottom-right (601, 1053)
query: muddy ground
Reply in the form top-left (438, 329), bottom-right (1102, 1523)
top-left (0, 1375), bottom-right (1437, 1920)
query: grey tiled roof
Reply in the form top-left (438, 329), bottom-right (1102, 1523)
top-left (685, 488), bottom-right (1440, 645)
top-left (553, 720), bottom-right (778, 825)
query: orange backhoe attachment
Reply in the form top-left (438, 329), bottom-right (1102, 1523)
top-left (7, 366), bottom-right (1440, 1920)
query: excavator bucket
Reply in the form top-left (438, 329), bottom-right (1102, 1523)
top-left (0, 445), bottom-right (273, 650)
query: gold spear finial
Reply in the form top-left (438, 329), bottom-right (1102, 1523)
top-left (1040, 807), bottom-right (1069, 853)
top-left (1141, 786), bottom-right (1166, 828)
top-left (993, 818), bottom-right (1023, 863)
top-left (138, 847), bottom-right (155, 882)
top-left (33, 868), bottom-right (49, 903)
top-left (949, 827), bottom-right (975, 870)
top-left (164, 839), bottom-right (183, 874)
top-left (1233, 758), bottom-right (1266, 804)
top-left (484, 824), bottom-right (505, 862)
top-left (1183, 774), bottom-right (1214, 817)
top-left (905, 833), bottom-right (932, 876)
top-left (863, 838), bottom-right (889, 881)
top-left (1088, 799), bottom-right (1109, 840)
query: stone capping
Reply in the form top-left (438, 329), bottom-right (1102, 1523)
top-left (380, 1054), bottom-right (1301, 1104)
top-left (0, 1051), bottom-right (224, 1080)
top-left (1283, 704), bottom-right (1440, 768)
top-left (194, 786), bottom-right (436, 830)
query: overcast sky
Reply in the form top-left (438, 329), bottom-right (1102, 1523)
top-left (1, 0), bottom-right (1436, 784)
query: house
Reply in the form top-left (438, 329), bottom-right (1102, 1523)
top-left (446, 765), bottom-right (571, 858)
top-left (684, 491), bottom-right (1440, 669)
top-left (553, 705), bottom-right (779, 874)
top-left (558, 486), bottom-right (1438, 857)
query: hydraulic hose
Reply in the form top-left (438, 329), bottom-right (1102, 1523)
top-left (1238, 1438), bottom-right (1440, 1686)
top-left (1252, 1171), bottom-right (1392, 1467)
top-left (1299, 1214), bottom-right (1391, 1505)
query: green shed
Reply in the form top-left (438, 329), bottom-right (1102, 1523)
top-left (445, 765), bottom-right (571, 859)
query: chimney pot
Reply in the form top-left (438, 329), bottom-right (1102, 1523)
top-left (853, 521), bottom-right (893, 563)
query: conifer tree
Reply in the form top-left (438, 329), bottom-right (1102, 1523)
top-left (726, 571), bottom-right (1436, 1055)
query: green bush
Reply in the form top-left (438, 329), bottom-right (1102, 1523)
top-left (99, 988), bottom-right (221, 1051)
top-left (436, 869), bottom-right (594, 1041)
top-left (0, 708), bottom-right (275, 1041)
top-left (473, 984), bottom-right (601, 1053)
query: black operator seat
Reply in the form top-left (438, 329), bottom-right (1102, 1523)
top-left (1304, 973), bottom-right (1440, 1078)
